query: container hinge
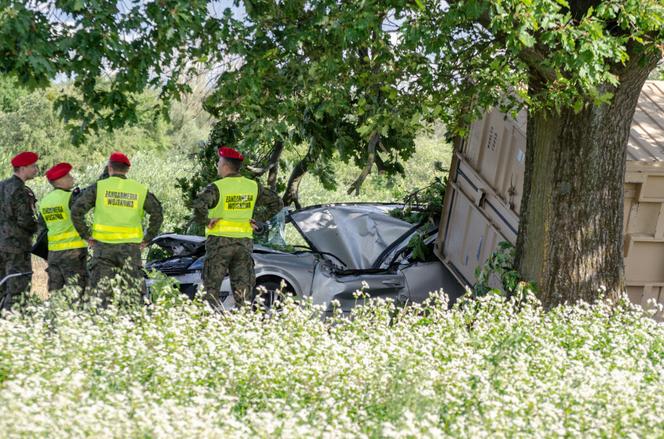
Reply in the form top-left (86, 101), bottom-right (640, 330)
top-left (475, 188), bottom-right (486, 207)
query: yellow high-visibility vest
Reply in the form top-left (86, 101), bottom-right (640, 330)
top-left (39, 189), bottom-right (87, 252)
top-left (92, 177), bottom-right (147, 244)
top-left (207, 176), bottom-right (258, 238)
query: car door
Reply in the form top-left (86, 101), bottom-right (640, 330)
top-left (309, 261), bottom-right (407, 313)
top-left (400, 259), bottom-right (465, 305)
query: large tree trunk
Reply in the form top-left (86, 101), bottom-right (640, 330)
top-left (515, 53), bottom-right (660, 308)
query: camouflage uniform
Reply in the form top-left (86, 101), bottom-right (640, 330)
top-left (71, 175), bottom-right (163, 306)
top-left (0, 175), bottom-right (37, 310)
top-left (192, 174), bottom-right (283, 306)
top-left (36, 189), bottom-right (88, 293)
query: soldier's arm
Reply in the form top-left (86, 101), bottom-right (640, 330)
top-left (191, 184), bottom-right (219, 226)
top-left (70, 185), bottom-right (97, 240)
top-left (11, 187), bottom-right (38, 234)
top-left (69, 187), bottom-right (82, 208)
top-left (143, 192), bottom-right (163, 242)
top-left (36, 213), bottom-right (47, 237)
top-left (253, 184), bottom-right (284, 222)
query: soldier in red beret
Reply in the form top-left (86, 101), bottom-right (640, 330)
top-left (71, 151), bottom-right (163, 306)
top-left (0, 151), bottom-right (40, 310)
top-left (36, 163), bottom-right (88, 295)
top-left (191, 145), bottom-right (283, 309)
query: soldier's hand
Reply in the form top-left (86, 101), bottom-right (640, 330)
top-left (207, 218), bottom-right (220, 229)
top-left (87, 238), bottom-right (96, 248)
top-left (251, 219), bottom-right (267, 233)
top-left (140, 241), bottom-right (148, 251)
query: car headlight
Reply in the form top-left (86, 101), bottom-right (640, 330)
top-left (189, 258), bottom-right (204, 271)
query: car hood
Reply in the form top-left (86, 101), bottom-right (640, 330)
top-left (150, 233), bottom-right (288, 257)
top-left (289, 204), bottom-right (415, 270)
top-left (150, 234), bottom-right (206, 256)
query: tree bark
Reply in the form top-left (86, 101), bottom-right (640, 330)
top-left (515, 51), bottom-right (661, 308)
top-left (267, 140), bottom-right (284, 191)
top-left (283, 143), bottom-right (316, 209)
top-left (347, 132), bottom-right (380, 195)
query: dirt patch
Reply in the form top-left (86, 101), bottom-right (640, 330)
top-left (31, 256), bottom-right (48, 300)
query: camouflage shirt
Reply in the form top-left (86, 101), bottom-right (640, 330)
top-left (0, 175), bottom-right (38, 253)
top-left (70, 175), bottom-right (164, 242)
top-left (192, 174), bottom-right (284, 228)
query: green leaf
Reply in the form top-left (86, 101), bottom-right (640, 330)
top-left (518, 29), bottom-right (536, 48)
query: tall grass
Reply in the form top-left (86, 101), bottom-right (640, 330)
top-left (1, 290), bottom-right (662, 437)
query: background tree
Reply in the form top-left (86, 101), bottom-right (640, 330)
top-left (204, 0), bottom-right (430, 207)
top-left (0, 0), bottom-right (216, 143)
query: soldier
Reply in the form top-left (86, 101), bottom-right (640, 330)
top-left (0, 151), bottom-right (39, 310)
top-left (71, 152), bottom-right (163, 305)
top-left (37, 163), bottom-right (88, 293)
top-left (192, 146), bottom-right (283, 308)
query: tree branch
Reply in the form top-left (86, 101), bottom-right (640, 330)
top-left (246, 141), bottom-right (285, 187)
top-left (267, 140), bottom-right (284, 191)
top-left (347, 131), bottom-right (380, 195)
top-left (446, 0), bottom-right (557, 83)
top-left (283, 142), bottom-right (316, 208)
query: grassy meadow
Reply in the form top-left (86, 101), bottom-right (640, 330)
top-left (2, 289), bottom-right (664, 437)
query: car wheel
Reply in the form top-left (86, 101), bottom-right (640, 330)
top-left (254, 278), bottom-right (293, 309)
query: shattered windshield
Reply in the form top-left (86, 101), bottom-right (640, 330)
top-left (254, 208), bottom-right (309, 251)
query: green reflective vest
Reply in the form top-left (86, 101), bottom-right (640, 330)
top-left (93, 177), bottom-right (147, 244)
top-left (39, 189), bottom-right (87, 252)
top-left (207, 176), bottom-right (258, 238)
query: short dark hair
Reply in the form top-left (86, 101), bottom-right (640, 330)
top-left (13, 166), bottom-right (20, 173)
top-left (224, 157), bottom-right (242, 172)
top-left (109, 161), bottom-right (130, 173)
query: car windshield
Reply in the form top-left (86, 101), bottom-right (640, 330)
top-left (255, 208), bottom-right (310, 251)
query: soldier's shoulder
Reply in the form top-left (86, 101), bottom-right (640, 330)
top-left (203, 183), bottom-right (219, 194)
top-left (80, 183), bottom-right (97, 194)
top-left (146, 190), bottom-right (162, 205)
top-left (2, 176), bottom-right (22, 191)
top-left (71, 184), bottom-right (97, 204)
top-left (9, 179), bottom-right (34, 199)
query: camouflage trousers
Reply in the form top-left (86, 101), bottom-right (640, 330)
top-left (0, 250), bottom-right (31, 311)
top-left (47, 248), bottom-right (88, 293)
top-left (203, 236), bottom-right (255, 307)
top-left (89, 242), bottom-right (145, 307)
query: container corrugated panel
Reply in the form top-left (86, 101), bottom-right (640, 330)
top-left (627, 81), bottom-right (664, 162)
top-left (436, 81), bottom-right (664, 316)
top-left (625, 285), bottom-right (664, 320)
top-left (435, 149), bottom-right (519, 288)
top-left (460, 109), bottom-right (527, 215)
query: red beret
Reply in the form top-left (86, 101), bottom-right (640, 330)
top-left (218, 146), bottom-right (244, 161)
top-left (11, 151), bottom-right (39, 167)
top-left (109, 151), bottom-right (131, 166)
top-left (45, 162), bottom-right (72, 182)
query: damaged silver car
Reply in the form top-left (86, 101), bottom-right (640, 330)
top-left (146, 203), bottom-right (464, 312)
